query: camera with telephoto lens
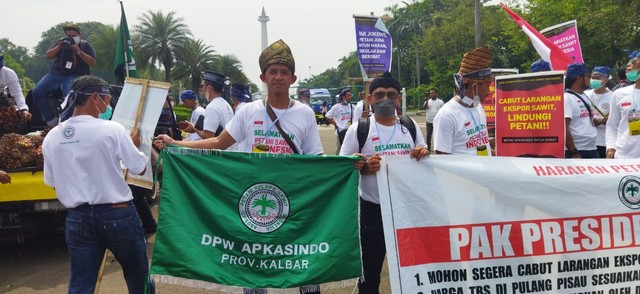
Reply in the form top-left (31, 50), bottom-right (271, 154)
top-left (60, 36), bottom-right (75, 48)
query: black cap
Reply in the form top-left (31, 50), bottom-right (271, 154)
top-left (369, 72), bottom-right (401, 94)
top-left (202, 70), bottom-right (226, 85)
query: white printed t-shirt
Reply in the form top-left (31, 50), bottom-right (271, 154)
top-left (605, 85), bottom-right (640, 158)
top-left (204, 96), bottom-right (234, 135)
top-left (43, 115), bottom-right (147, 208)
top-left (339, 117), bottom-right (426, 204)
top-left (564, 91), bottom-right (597, 150)
top-left (325, 102), bottom-right (353, 132)
top-left (225, 99), bottom-right (323, 155)
top-left (584, 89), bottom-right (613, 147)
top-left (433, 97), bottom-right (491, 155)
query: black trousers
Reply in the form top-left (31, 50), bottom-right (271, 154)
top-left (426, 122), bottom-right (434, 150)
top-left (130, 185), bottom-right (157, 232)
top-left (357, 200), bottom-right (386, 294)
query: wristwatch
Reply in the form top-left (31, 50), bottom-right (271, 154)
top-left (569, 148), bottom-right (579, 154)
top-left (76, 50), bottom-right (83, 56)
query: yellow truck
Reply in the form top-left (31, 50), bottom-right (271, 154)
top-left (0, 167), bottom-right (65, 243)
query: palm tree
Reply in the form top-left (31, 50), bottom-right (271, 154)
top-left (91, 25), bottom-right (118, 73)
top-left (251, 194), bottom-right (276, 217)
top-left (134, 10), bottom-right (191, 83)
top-left (173, 38), bottom-right (217, 91)
top-left (210, 54), bottom-right (249, 84)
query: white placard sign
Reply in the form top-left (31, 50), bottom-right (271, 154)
top-left (111, 78), bottom-right (170, 188)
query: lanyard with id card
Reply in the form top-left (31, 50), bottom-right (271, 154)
top-left (629, 91), bottom-right (640, 136)
top-left (629, 110), bottom-right (640, 136)
top-left (477, 145), bottom-right (489, 156)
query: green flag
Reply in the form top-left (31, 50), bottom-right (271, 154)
top-left (114, 1), bottom-right (137, 83)
top-left (150, 149), bottom-right (362, 290)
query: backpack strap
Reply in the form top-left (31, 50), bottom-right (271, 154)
top-left (398, 115), bottom-right (417, 144)
top-left (357, 116), bottom-right (370, 153)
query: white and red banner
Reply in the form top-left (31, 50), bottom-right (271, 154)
top-left (541, 20), bottom-right (584, 64)
top-left (378, 156), bottom-right (640, 293)
top-left (501, 4), bottom-right (572, 71)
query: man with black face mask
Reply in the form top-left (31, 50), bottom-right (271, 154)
top-left (433, 46), bottom-right (493, 156)
top-left (339, 71), bottom-right (429, 294)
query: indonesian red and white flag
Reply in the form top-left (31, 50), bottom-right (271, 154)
top-left (501, 3), bottom-right (572, 70)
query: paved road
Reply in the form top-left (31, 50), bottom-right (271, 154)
top-left (0, 113), bottom-right (426, 294)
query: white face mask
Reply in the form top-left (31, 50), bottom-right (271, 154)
top-left (472, 86), bottom-right (481, 107)
top-left (205, 89), bottom-right (210, 100)
top-left (72, 36), bottom-right (80, 44)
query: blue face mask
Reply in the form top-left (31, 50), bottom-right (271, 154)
top-left (627, 69), bottom-right (639, 82)
top-left (99, 105), bottom-right (113, 120)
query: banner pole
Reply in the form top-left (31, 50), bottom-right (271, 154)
top-left (93, 250), bottom-right (109, 294)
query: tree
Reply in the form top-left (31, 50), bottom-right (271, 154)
top-left (173, 38), bottom-right (217, 91)
top-left (134, 10), bottom-right (191, 83)
top-left (91, 25), bottom-right (118, 74)
top-left (210, 54), bottom-right (249, 85)
top-left (0, 39), bottom-right (30, 65)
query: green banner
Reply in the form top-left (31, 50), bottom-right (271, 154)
top-left (114, 1), bottom-right (138, 83)
top-left (150, 148), bottom-right (362, 290)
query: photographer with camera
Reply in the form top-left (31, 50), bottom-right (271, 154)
top-left (32, 23), bottom-right (96, 126)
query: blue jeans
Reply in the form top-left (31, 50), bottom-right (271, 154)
top-left (32, 72), bottom-right (76, 122)
top-left (66, 202), bottom-right (152, 294)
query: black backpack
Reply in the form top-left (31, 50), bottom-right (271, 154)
top-left (357, 115), bottom-right (417, 152)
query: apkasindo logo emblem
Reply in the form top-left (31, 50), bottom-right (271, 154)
top-left (618, 175), bottom-right (640, 209)
top-left (239, 182), bottom-right (290, 233)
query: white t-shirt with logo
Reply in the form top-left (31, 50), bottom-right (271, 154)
top-left (426, 98), bottom-right (445, 123)
top-left (204, 97), bottom-right (234, 135)
top-left (225, 99), bottom-right (323, 155)
top-left (606, 85), bottom-right (640, 158)
top-left (325, 102), bottom-right (353, 132)
top-left (584, 89), bottom-right (613, 147)
top-left (43, 115), bottom-right (147, 208)
top-left (564, 91), bottom-right (597, 150)
top-left (189, 105), bottom-right (206, 141)
top-left (340, 117), bottom-right (426, 204)
top-left (433, 97), bottom-right (491, 155)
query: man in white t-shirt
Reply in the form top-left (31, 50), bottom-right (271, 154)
top-left (606, 50), bottom-right (640, 159)
top-left (583, 66), bottom-right (613, 158)
top-left (434, 46), bottom-right (493, 156)
top-left (199, 70), bottom-right (234, 139)
top-left (178, 89), bottom-right (206, 141)
top-left (0, 55), bottom-right (31, 121)
top-left (564, 62), bottom-right (598, 158)
top-left (154, 40), bottom-right (324, 293)
top-left (340, 71), bottom-right (429, 294)
top-left (325, 87), bottom-right (354, 154)
top-left (43, 75), bottom-right (150, 293)
top-left (422, 88), bottom-right (444, 150)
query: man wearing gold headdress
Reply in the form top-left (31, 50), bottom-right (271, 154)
top-left (433, 46), bottom-right (493, 156)
top-left (154, 39), bottom-right (324, 294)
top-left (154, 39), bottom-right (322, 155)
